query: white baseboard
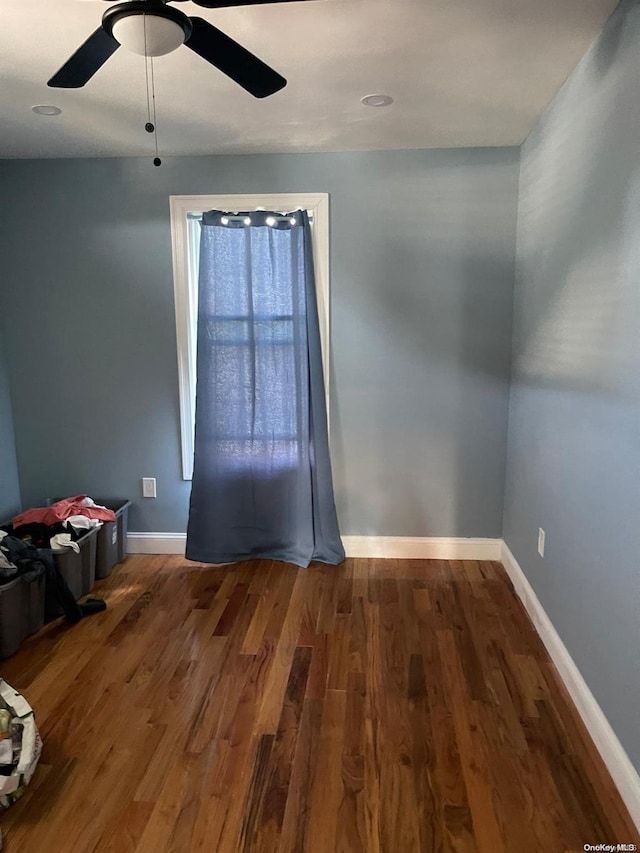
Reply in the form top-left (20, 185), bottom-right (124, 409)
top-left (501, 542), bottom-right (640, 832)
top-left (342, 536), bottom-right (501, 560)
top-left (127, 532), bottom-right (187, 554)
top-left (126, 533), bottom-right (502, 561)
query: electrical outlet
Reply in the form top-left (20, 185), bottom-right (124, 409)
top-left (538, 527), bottom-right (545, 558)
top-left (142, 477), bottom-right (157, 498)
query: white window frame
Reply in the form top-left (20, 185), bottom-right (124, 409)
top-left (170, 192), bottom-right (330, 480)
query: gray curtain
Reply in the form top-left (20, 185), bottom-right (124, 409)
top-left (186, 209), bottom-right (344, 569)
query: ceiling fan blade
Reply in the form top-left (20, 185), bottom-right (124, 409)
top-left (191, 0), bottom-right (307, 7)
top-left (48, 26), bottom-right (120, 88)
top-left (185, 17), bottom-right (286, 98)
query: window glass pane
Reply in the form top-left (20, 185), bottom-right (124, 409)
top-left (171, 195), bottom-right (328, 480)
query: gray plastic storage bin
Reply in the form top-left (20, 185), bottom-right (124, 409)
top-left (53, 527), bottom-right (98, 600)
top-left (0, 572), bottom-right (46, 659)
top-left (93, 499), bottom-right (131, 579)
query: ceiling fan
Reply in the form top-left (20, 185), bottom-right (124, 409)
top-left (48, 0), bottom-right (303, 97)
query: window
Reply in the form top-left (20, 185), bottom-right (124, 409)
top-left (170, 193), bottom-right (330, 479)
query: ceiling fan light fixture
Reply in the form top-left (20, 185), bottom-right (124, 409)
top-left (104, 3), bottom-right (193, 58)
top-left (112, 14), bottom-right (184, 57)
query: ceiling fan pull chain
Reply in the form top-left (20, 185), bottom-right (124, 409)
top-left (140, 13), bottom-right (161, 167)
top-left (143, 14), bottom-right (154, 133)
top-left (150, 56), bottom-right (161, 167)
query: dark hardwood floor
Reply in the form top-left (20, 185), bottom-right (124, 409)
top-left (0, 556), bottom-right (637, 851)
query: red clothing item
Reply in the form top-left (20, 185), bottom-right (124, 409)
top-left (12, 495), bottom-right (116, 528)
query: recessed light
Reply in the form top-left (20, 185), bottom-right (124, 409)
top-left (32, 105), bottom-right (62, 116)
top-left (361, 94), bottom-right (393, 108)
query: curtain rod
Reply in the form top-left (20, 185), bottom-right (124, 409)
top-left (187, 210), bottom-right (313, 222)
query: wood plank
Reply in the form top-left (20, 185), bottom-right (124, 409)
top-left (437, 629), bottom-right (507, 853)
top-left (327, 613), bottom-right (352, 691)
top-left (251, 645), bottom-right (312, 849)
top-left (305, 689), bottom-right (347, 852)
top-left (238, 734), bottom-right (275, 851)
top-left (278, 697), bottom-right (324, 853)
top-left (407, 652), bottom-right (445, 853)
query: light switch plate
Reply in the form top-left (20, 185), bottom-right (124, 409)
top-left (142, 477), bottom-right (157, 498)
top-left (538, 527), bottom-right (545, 558)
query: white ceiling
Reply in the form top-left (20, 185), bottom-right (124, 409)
top-left (0, 0), bottom-right (619, 159)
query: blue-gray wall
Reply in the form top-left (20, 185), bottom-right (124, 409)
top-left (0, 147), bottom-right (519, 536)
top-left (0, 327), bottom-right (21, 519)
top-left (504, 0), bottom-right (640, 770)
